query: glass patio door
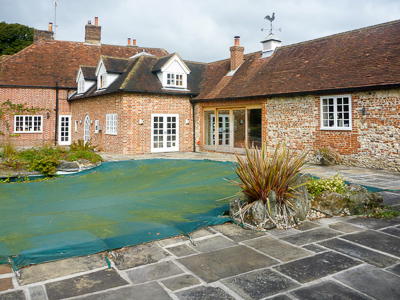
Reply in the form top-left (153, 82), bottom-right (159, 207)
top-left (151, 114), bottom-right (179, 152)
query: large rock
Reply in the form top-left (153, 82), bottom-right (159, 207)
top-left (291, 176), bottom-right (311, 221)
top-left (348, 192), bottom-right (384, 215)
top-left (57, 160), bottom-right (80, 172)
top-left (229, 197), bottom-right (242, 219)
top-left (77, 159), bottom-right (97, 170)
top-left (267, 190), bottom-right (278, 219)
top-left (311, 191), bottom-right (348, 217)
top-left (249, 200), bottom-right (267, 224)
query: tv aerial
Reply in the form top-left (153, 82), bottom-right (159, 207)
top-left (53, 1), bottom-right (59, 38)
top-left (261, 12), bottom-right (282, 35)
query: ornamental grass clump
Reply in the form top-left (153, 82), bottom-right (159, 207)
top-left (229, 141), bottom-right (308, 228)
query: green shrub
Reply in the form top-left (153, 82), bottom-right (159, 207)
top-left (0, 142), bottom-right (16, 157)
top-left (69, 139), bottom-right (97, 152)
top-left (29, 156), bottom-right (58, 176)
top-left (307, 173), bottom-right (346, 197)
top-left (67, 150), bottom-right (103, 163)
top-left (230, 142), bottom-right (308, 218)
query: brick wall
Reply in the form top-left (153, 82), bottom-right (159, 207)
top-left (70, 92), bottom-right (193, 154)
top-left (195, 88), bottom-right (400, 172)
top-left (0, 87), bottom-right (70, 147)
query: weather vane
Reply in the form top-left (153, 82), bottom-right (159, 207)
top-left (261, 12), bottom-right (281, 35)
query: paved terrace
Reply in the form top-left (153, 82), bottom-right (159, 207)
top-left (0, 152), bottom-right (399, 300)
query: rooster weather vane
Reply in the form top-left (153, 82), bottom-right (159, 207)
top-left (262, 12), bottom-right (280, 35)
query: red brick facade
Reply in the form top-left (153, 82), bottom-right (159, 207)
top-left (0, 87), bottom-right (70, 147)
top-left (71, 93), bottom-right (193, 154)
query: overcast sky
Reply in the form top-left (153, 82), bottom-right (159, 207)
top-left (2, 0), bottom-right (399, 62)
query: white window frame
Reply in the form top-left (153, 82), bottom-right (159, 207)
top-left (78, 80), bottom-right (85, 94)
top-left (75, 120), bottom-right (78, 132)
top-left (166, 73), bottom-right (184, 88)
top-left (59, 115), bottom-right (71, 146)
top-left (14, 115), bottom-right (43, 133)
top-left (320, 95), bottom-right (352, 130)
top-left (100, 73), bottom-right (107, 89)
top-left (106, 114), bottom-right (117, 135)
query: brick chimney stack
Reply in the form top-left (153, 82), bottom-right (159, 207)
top-left (230, 36), bottom-right (244, 71)
top-left (85, 17), bottom-right (101, 44)
top-left (33, 22), bottom-right (54, 43)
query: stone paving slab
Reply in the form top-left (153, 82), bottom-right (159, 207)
top-left (334, 264), bottom-right (400, 300)
top-left (243, 236), bottom-right (313, 262)
top-left (381, 226), bottom-right (400, 237)
top-left (0, 266), bottom-right (12, 276)
top-left (343, 217), bottom-right (400, 229)
top-left (267, 295), bottom-right (292, 300)
top-left (0, 290), bottom-right (25, 300)
top-left (178, 245), bottom-right (279, 283)
top-left (175, 286), bottom-right (235, 300)
top-left (221, 268), bottom-right (300, 300)
top-left (296, 221), bottom-right (321, 231)
top-left (126, 261), bottom-right (183, 284)
top-left (161, 274), bottom-right (201, 291)
top-left (302, 244), bottom-right (327, 253)
top-left (166, 244), bottom-right (197, 257)
top-left (319, 238), bottom-right (398, 268)
top-left (189, 235), bottom-right (237, 252)
top-left (274, 251), bottom-right (361, 283)
top-left (328, 222), bottom-right (364, 233)
top-left (45, 268), bottom-right (128, 300)
top-left (280, 227), bottom-right (341, 246)
top-left (386, 263), bottom-right (400, 276)
top-left (18, 253), bottom-right (106, 285)
top-left (377, 191), bottom-right (400, 206)
top-left (341, 230), bottom-right (400, 257)
top-left (0, 279), bottom-right (12, 293)
top-left (290, 280), bottom-right (371, 300)
top-left (75, 282), bottom-right (172, 300)
top-left (28, 286), bottom-right (46, 300)
top-left (211, 223), bottom-right (267, 242)
top-left (113, 243), bottom-right (170, 270)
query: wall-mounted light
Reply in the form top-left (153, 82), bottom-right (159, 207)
top-left (90, 119), bottom-right (93, 124)
top-left (46, 112), bottom-right (50, 119)
top-left (80, 120), bottom-right (82, 124)
top-left (185, 119), bottom-right (190, 125)
top-left (138, 119), bottom-right (144, 125)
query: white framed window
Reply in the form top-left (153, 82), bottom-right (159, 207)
top-left (320, 95), bottom-right (352, 130)
top-left (14, 115), bottom-right (43, 133)
top-left (106, 114), bottom-right (117, 135)
top-left (166, 73), bottom-right (184, 87)
top-left (78, 80), bottom-right (85, 94)
top-left (100, 73), bottom-right (107, 89)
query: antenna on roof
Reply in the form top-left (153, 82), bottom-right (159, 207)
top-left (261, 12), bottom-right (282, 35)
top-left (53, 1), bottom-right (58, 38)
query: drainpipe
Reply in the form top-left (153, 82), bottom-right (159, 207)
top-left (54, 81), bottom-right (59, 146)
top-left (190, 95), bottom-right (196, 152)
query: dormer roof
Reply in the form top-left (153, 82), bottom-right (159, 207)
top-left (152, 53), bottom-right (190, 74)
top-left (76, 66), bottom-right (96, 82)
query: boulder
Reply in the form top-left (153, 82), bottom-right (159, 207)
top-left (266, 190), bottom-right (278, 219)
top-left (291, 176), bottom-right (311, 221)
top-left (311, 191), bottom-right (348, 217)
top-left (345, 184), bottom-right (367, 194)
top-left (249, 200), bottom-right (267, 224)
top-left (56, 160), bottom-right (80, 172)
top-left (77, 159), bottom-right (97, 170)
top-left (229, 197), bottom-right (242, 219)
top-left (348, 192), bottom-right (384, 215)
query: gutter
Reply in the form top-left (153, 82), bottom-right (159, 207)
top-left (0, 84), bottom-right (75, 90)
top-left (54, 82), bottom-right (59, 146)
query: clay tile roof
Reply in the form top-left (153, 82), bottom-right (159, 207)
top-left (0, 40), bottom-right (168, 88)
top-left (80, 66), bottom-right (96, 80)
top-left (71, 56), bottom-right (206, 100)
top-left (196, 19), bottom-right (400, 101)
top-left (101, 56), bottom-right (132, 74)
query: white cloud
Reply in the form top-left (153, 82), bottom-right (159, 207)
top-left (2, 0), bottom-right (399, 62)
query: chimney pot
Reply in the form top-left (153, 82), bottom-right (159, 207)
top-left (234, 36), bottom-right (240, 46)
top-left (95, 17), bottom-right (98, 26)
top-left (127, 38), bottom-right (131, 45)
top-left (88, 20), bottom-right (91, 25)
top-left (48, 22), bottom-right (53, 32)
top-left (132, 39), bottom-right (137, 46)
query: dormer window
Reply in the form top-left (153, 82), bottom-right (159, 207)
top-left (100, 73), bottom-right (107, 89)
top-left (166, 73), bottom-right (183, 87)
top-left (78, 80), bottom-right (85, 94)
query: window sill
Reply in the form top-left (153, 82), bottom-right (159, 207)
top-left (14, 131), bottom-right (43, 134)
top-left (105, 132), bottom-right (117, 135)
top-left (320, 127), bottom-right (352, 131)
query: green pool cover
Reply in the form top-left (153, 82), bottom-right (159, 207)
top-left (0, 159), bottom-right (239, 269)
